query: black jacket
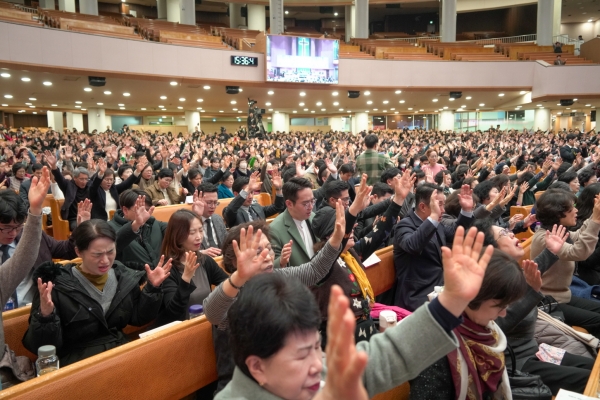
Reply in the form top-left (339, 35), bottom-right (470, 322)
top-left (181, 168), bottom-right (224, 194)
top-left (393, 210), bottom-right (474, 311)
top-left (23, 262), bottom-right (163, 366)
top-left (89, 171), bottom-right (140, 220)
top-left (108, 210), bottom-right (168, 269)
top-left (223, 193), bottom-right (285, 228)
top-left (52, 168), bottom-right (91, 221)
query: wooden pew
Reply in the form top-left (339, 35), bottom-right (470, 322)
top-left (49, 199), bottom-right (70, 241)
top-left (339, 52), bottom-right (375, 59)
top-left (0, 7), bottom-right (41, 25)
top-left (365, 245), bottom-right (394, 296)
top-left (440, 46), bottom-right (493, 60)
top-left (158, 30), bottom-right (222, 44)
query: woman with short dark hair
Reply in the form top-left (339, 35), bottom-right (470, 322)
top-left (23, 219), bottom-right (172, 366)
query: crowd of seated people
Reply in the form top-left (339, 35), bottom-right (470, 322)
top-left (0, 122), bottom-right (600, 397)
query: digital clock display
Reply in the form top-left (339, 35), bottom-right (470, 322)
top-left (231, 56), bottom-right (259, 66)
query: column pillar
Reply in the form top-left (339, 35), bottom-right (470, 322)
top-left (354, 0), bottom-right (368, 39)
top-left (353, 112), bottom-right (369, 133)
top-left (157, 0), bottom-right (167, 19)
top-left (440, 0), bottom-right (457, 42)
top-left (47, 111), bottom-right (64, 133)
top-left (66, 112), bottom-right (84, 132)
top-left (247, 4), bottom-right (266, 31)
top-left (58, 0), bottom-right (75, 12)
top-left (166, 0), bottom-right (180, 23)
top-left (269, 0), bottom-right (284, 35)
top-left (179, 0), bottom-right (195, 25)
top-left (185, 110), bottom-right (200, 134)
top-left (39, 0), bottom-right (55, 10)
top-left (272, 112), bottom-right (289, 133)
top-left (79, 0), bottom-right (98, 16)
top-left (533, 108), bottom-right (551, 131)
top-left (344, 5), bottom-right (352, 42)
top-left (229, 3), bottom-right (244, 28)
top-left (537, 0), bottom-right (561, 46)
top-left (439, 110), bottom-right (455, 131)
top-left (87, 108), bottom-right (106, 133)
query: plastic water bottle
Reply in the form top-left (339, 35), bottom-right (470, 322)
top-left (189, 304), bottom-right (204, 319)
top-left (36, 345), bottom-right (59, 376)
top-left (3, 297), bottom-right (15, 311)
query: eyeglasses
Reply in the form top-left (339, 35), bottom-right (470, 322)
top-left (496, 228), bottom-right (514, 241)
top-left (205, 201), bottom-right (220, 207)
top-left (0, 224), bottom-right (23, 234)
top-left (297, 198), bottom-right (317, 209)
top-left (336, 196), bottom-right (351, 204)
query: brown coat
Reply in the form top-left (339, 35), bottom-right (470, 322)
top-left (145, 181), bottom-right (184, 206)
top-left (531, 219), bottom-right (600, 303)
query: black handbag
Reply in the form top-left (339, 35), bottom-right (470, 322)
top-left (537, 295), bottom-right (565, 323)
top-left (506, 344), bottom-right (553, 400)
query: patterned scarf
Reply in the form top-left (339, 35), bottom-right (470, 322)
top-left (340, 252), bottom-right (374, 305)
top-left (447, 314), bottom-right (511, 400)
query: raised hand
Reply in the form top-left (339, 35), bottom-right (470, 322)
top-left (145, 255), bottom-right (173, 287)
top-left (37, 278), bottom-right (55, 317)
top-left (192, 190), bottom-right (205, 216)
top-left (29, 167), bottom-right (51, 216)
top-left (314, 285), bottom-right (368, 400)
top-left (97, 157), bottom-right (107, 175)
top-left (325, 158), bottom-right (338, 174)
top-left (500, 183), bottom-right (518, 207)
top-left (457, 184), bottom-right (474, 212)
top-left (223, 155), bottom-right (232, 169)
top-left (395, 172), bottom-right (416, 202)
top-left (519, 181), bottom-right (530, 194)
top-left (233, 225), bottom-right (270, 283)
top-left (522, 260), bottom-right (542, 292)
top-left (591, 194), bottom-right (600, 223)
top-left (295, 159), bottom-right (306, 177)
top-left (181, 251), bottom-right (201, 283)
top-left (44, 150), bottom-right (58, 170)
top-left (77, 198), bottom-right (93, 225)
top-left (131, 195), bottom-right (154, 231)
top-left (522, 213), bottom-right (537, 228)
top-left (329, 200), bottom-right (346, 249)
top-left (271, 170), bottom-right (283, 190)
top-left (248, 171), bottom-right (261, 192)
top-left (545, 224), bottom-right (568, 255)
top-left (508, 214), bottom-right (523, 230)
top-left (279, 240), bottom-right (293, 267)
top-left (438, 226), bottom-right (494, 318)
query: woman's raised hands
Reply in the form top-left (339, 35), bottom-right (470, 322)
top-left (233, 225), bottom-right (270, 283)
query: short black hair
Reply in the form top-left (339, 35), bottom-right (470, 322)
top-left (380, 168), bottom-right (401, 183)
top-left (198, 182), bottom-right (218, 194)
top-left (31, 163), bottom-right (44, 172)
top-left (364, 134), bottom-right (378, 149)
top-left (415, 183), bottom-right (443, 206)
top-left (117, 164), bottom-right (133, 178)
top-left (282, 167), bottom-right (297, 183)
top-left (0, 190), bottom-right (27, 224)
top-left (157, 168), bottom-right (174, 179)
top-left (557, 171), bottom-right (578, 185)
top-left (468, 249), bottom-right (527, 311)
top-left (228, 273), bottom-right (321, 380)
top-left (434, 170), bottom-right (450, 185)
top-left (323, 180), bottom-right (349, 203)
top-left (566, 133), bottom-right (577, 141)
top-left (472, 218), bottom-right (498, 248)
top-left (119, 189), bottom-right (152, 209)
top-left (371, 182), bottom-right (393, 198)
top-left (11, 162), bottom-right (26, 174)
top-left (339, 163), bottom-right (355, 174)
top-left (220, 170), bottom-right (233, 184)
top-left (232, 176), bottom-right (250, 194)
top-left (74, 219), bottom-right (117, 252)
top-left (188, 168), bottom-right (202, 181)
top-left (536, 188), bottom-right (577, 228)
top-left (473, 180), bottom-right (497, 204)
top-left (210, 157), bottom-right (220, 164)
top-left (282, 177), bottom-right (313, 202)
top-left (578, 169), bottom-right (596, 187)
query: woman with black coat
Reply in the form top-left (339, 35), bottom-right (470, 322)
top-left (89, 158), bottom-right (141, 220)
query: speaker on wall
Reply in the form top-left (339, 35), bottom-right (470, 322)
top-left (560, 99), bottom-right (574, 106)
top-left (88, 76), bottom-right (106, 87)
top-left (241, 6), bottom-right (247, 18)
top-left (226, 86), bottom-right (240, 94)
top-left (592, 110), bottom-right (596, 122)
top-left (348, 91), bottom-right (360, 98)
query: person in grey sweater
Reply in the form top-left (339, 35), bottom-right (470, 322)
top-left (0, 167), bottom-right (50, 388)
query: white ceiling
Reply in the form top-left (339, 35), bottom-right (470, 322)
top-left (0, 67), bottom-right (597, 119)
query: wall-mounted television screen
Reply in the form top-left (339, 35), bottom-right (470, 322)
top-left (266, 35), bottom-right (339, 84)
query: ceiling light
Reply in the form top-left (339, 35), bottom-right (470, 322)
top-left (519, 91), bottom-right (527, 95)
top-left (339, 108), bottom-right (344, 111)
top-left (364, 91), bottom-right (371, 96)
top-left (466, 96), bottom-right (472, 100)
top-left (367, 101), bottom-right (373, 105)
top-left (177, 106), bottom-right (183, 109)
top-left (120, 107), bottom-right (126, 110)
top-left (25, 102), bottom-right (32, 105)
top-left (160, 96), bottom-right (167, 100)
top-left (75, 101), bottom-right (82, 104)
top-left (449, 98), bottom-right (455, 102)
top-left (0, 73), bottom-right (10, 78)
top-left (394, 111), bottom-right (399, 114)
top-left (233, 108), bottom-right (238, 111)
top-left (1, 104), bottom-right (7, 107)
top-left (443, 106), bottom-right (448, 109)
top-left (316, 102), bottom-right (322, 106)
top-left (97, 102), bottom-right (103, 105)
top-left (333, 102), bottom-right (339, 106)
top-left (197, 98), bottom-right (203, 102)
top-left (383, 100), bottom-right (389, 104)
top-left (201, 110), bottom-right (206, 113)
top-left (170, 81), bottom-right (178, 86)
top-left (238, 110), bottom-right (243, 113)
top-left (268, 90), bottom-right (274, 95)
top-left (299, 102), bottom-right (305, 106)
top-left (179, 97), bottom-right (186, 101)
top-left (162, 116), bottom-right (167, 118)
top-left (537, 104), bottom-right (543, 107)
top-left (557, 103), bottom-right (562, 106)
top-left (285, 10), bottom-right (289, 14)
top-left (123, 92), bottom-right (130, 97)
top-left (4, 95), bottom-right (13, 99)
top-left (268, 108), bottom-right (273, 111)
top-left (432, 99), bottom-right (438, 102)
top-left (118, 103), bottom-right (124, 106)
top-left (567, 108), bottom-right (571, 110)
top-left (265, 102), bottom-right (271, 106)
top-left (196, 107), bottom-right (202, 110)
top-left (498, 93), bottom-right (505, 97)
top-left (399, 100), bottom-right (405, 104)
top-left (304, 108), bottom-right (308, 111)
top-left (51, 104), bottom-right (57, 106)
top-left (29, 97), bottom-right (36, 101)
top-left (574, 98), bottom-right (578, 101)
top-left (104, 91), bottom-right (111, 95)
top-left (321, 108), bottom-right (326, 111)
top-left (141, 108), bottom-right (146, 110)
top-left (219, 110), bottom-right (224, 113)
top-left (390, 108), bottom-right (395, 110)
top-left (585, 104), bottom-right (592, 107)
top-left (293, 110), bottom-right (297, 113)
top-left (83, 87), bottom-right (92, 92)
top-left (32, 112), bottom-right (37, 114)
top-left (158, 105), bottom-right (164, 108)
top-left (408, 107), bottom-right (413, 110)
top-left (311, 111), bottom-right (315, 113)
top-left (21, 77), bottom-right (30, 82)
top-left (395, 90), bottom-right (402, 94)
top-left (373, 109), bottom-right (378, 111)
top-left (479, 103), bottom-right (485, 106)
top-left (334, 12), bottom-right (338, 16)
top-left (589, 19), bottom-right (593, 22)
top-left (43, 81), bottom-right (52, 86)
top-left (29, 105), bottom-right (35, 108)
top-left (332, 92), bottom-right (338, 96)
top-left (300, 92), bottom-right (306, 96)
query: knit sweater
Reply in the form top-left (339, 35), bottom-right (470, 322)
top-left (0, 213), bottom-right (42, 358)
top-left (531, 219), bottom-right (600, 303)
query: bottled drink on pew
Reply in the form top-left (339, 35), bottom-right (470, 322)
top-left (36, 345), bottom-right (59, 376)
top-left (3, 297), bottom-right (15, 311)
top-left (189, 304), bottom-right (204, 319)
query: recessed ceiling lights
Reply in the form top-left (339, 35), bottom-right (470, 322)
top-left (162, 116), bottom-right (167, 118)
top-left (449, 98), bottom-right (455, 102)
top-left (141, 108), bottom-right (146, 110)
top-left (265, 102), bottom-right (271, 106)
top-left (303, 108), bottom-right (308, 111)
top-left (536, 104), bottom-right (543, 107)
top-left (267, 90), bottom-right (274, 95)
top-left (285, 10), bottom-right (289, 14)
top-left (367, 101), bottom-right (373, 105)
top-left (519, 91), bottom-right (527, 95)
top-left (383, 100), bottom-right (389, 104)
top-left (268, 108), bottom-right (273, 111)
top-left (29, 97), bottom-right (36, 101)
top-left (498, 93), bottom-right (505, 97)
top-left (567, 108), bottom-right (571, 110)
top-left (333, 102), bottom-right (339, 106)
top-left (197, 98), bottom-right (203, 102)
top-left (177, 106), bottom-right (183, 109)
top-left (179, 98), bottom-right (186, 101)
top-left (43, 81), bottom-right (52, 86)
top-left (158, 105), bottom-right (164, 108)
top-left (394, 111), bottom-right (399, 114)
top-left (395, 90), bottom-right (402, 94)
top-left (160, 96), bottom-right (167, 100)
top-left (238, 110), bottom-right (243, 113)
top-left (390, 108), bottom-right (395, 110)
top-left (321, 108), bottom-right (326, 111)
top-left (432, 99), bottom-right (438, 102)
top-left (332, 92), bottom-right (338, 96)
top-left (364, 91), bottom-right (371, 96)
top-left (443, 106), bottom-right (448, 109)
top-left (123, 93), bottom-right (130, 97)
top-left (0, 73), bottom-right (10, 78)
top-left (419, 109), bottom-right (424, 111)
top-left (32, 112), bottom-right (37, 114)
top-left (339, 108), bottom-right (344, 111)
top-left (316, 102), bottom-right (322, 106)
top-left (311, 111), bottom-right (315, 113)
top-left (25, 102), bottom-right (32, 106)
top-left (1, 104), bottom-right (7, 106)
top-left (219, 110), bottom-right (224, 113)
top-left (118, 103), bottom-right (124, 106)
top-left (104, 91), bottom-right (111, 95)
top-left (585, 104), bottom-right (592, 107)
top-left (479, 103), bottom-right (485, 106)
top-left (408, 107), bottom-right (413, 110)
top-left (170, 81), bottom-right (178, 86)
top-left (97, 102), bottom-right (103, 105)
top-left (29, 105), bottom-right (35, 108)
top-left (233, 108), bottom-right (238, 111)
top-left (4, 95), bottom-right (13, 99)
top-left (203, 85), bottom-right (210, 89)
top-left (399, 100), bottom-right (405, 104)
top-left (300, 92), bottom-right (306, 96)
top-left (293, 110), bottom-right (297, 113)
top-left (373, 109), bottom-right (378, 111)
top-left (82, 87), bottom-right (92, 92)
top-left (299, 102), bottom-right (305, 106)
top-left (466, 96), bottom-right (472, 100)
top-left (75, 101), bottom-right (82, 104)
top-left (196, 107), bottom-right (202, 110)
top-left (21, 77), bottom-right (30, 82)
top-left (51, 104), bottom-right (57, 106)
